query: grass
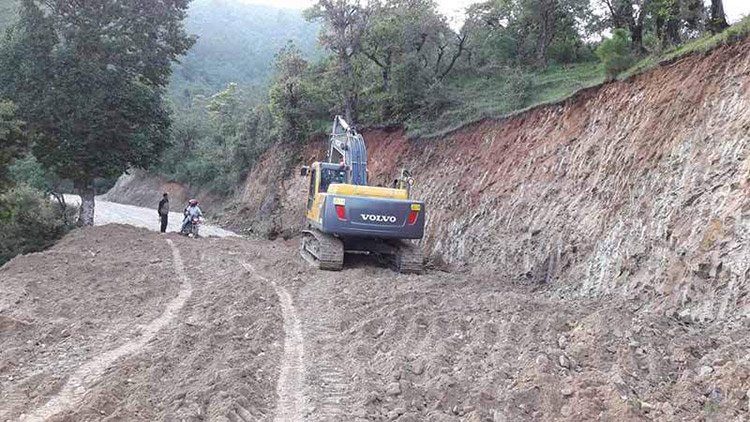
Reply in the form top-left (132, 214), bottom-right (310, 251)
top-left (524, 62), bottom-right (606, 108)
top-left (406, 61), bottom-right (605, 138)
top-left (620, 16), bottom-right (750, 79)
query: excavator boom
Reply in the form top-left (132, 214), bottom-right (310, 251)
top-left (329, 115), bottom-right (368, 186)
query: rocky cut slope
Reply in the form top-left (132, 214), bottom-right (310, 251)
top-left (236, 38), bottom-right (750, 322)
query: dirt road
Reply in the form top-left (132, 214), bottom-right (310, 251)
top-left (2, 209), bottom-right (750, 420)
top-left (63, 195), bottom-right (237, 237)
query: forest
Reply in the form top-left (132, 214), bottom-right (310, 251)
top-left (0, 0), bottom-right (747, 263)
top-left (157, 0), bottom-right (746, 196)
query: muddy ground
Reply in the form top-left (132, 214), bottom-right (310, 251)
top-left (2, 224), bottom-right (749, 421)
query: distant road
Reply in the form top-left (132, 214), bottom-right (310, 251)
top-left (63, 194), bottom-right (237, 237)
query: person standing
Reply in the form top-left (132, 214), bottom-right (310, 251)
top-left (158, 193), bottom-right (169, 233)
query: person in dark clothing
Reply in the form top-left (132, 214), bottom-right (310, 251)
top-left (158, 193), bottom-right (169, 233)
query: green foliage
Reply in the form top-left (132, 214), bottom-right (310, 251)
top-left (157, 85), bottom-right (275, 194)
top-left (0, 0), bottom-right (195, 201)
top-left (404, 61), bottom-right (605, 138)
top-left (169, 0), bottom-right (319, 106)
top-left (525, 62), bottom-right (605, 107)
top-left (0, 99), bottom-right (26, 190)
top-left (597, 29), bottom-right (635, 78)
top-left (359, 0), bottom-right (458, 121)
top-left (0, 184), bottom-right (75, 265)
top-left (621, 15), bottom-right (750, 79)
top-left (304, 0), bottom-right (371, 122)
top-left (8, 153), bottom-right (45, 191)
top-left (406, 66), bottom-right (533, 137)
top-left (269, 42), bottom-right (313, 143)
top-left (465, 0), bottom-right (594, 67)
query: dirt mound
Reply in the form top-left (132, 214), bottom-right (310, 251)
top-left (0, 225), bottom-right (282, 421)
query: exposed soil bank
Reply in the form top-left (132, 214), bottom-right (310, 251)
top-left (103, 169), bottom-right (222, 213)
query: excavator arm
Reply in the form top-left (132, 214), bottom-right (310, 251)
top-left (328, 116), bottom-right (368, 186)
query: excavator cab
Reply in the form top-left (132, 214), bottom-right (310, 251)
top-left (299, 117), bottom-right (425, 273)
top-left (305, 162), bottom-right (349, 216)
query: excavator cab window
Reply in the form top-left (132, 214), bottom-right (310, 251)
top-left (307, 169), bottom-right (316, 210)
top-left (319, 168), bottom-right (347, 193)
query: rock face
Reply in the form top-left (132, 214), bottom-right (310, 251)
top-left (233, 39), bottom-right (750, 321)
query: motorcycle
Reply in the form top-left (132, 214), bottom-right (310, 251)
top-left (181, 216), bottom-right (202, 238)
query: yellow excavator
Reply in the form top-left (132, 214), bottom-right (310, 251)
top-left (300, 116), bottom-right (425, 273)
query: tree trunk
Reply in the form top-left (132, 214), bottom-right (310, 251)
top-left (383, 52), bottom-right (391, 93)
top-left (631, 24), bottom-right (645, 53)
top-left (632, 6), bottom-right (647, 54)
top-left (51, 191), bottom-right (69, 225)
top-left (517, 22), bottom-right (529, 64)
top-left (535, 0), bottom-right (556, 68)
top-left (341, 56), bottom-right (356, 124)
top-left (382, 68), bottom-right (391, 121)
top-left (344, 95), bottom-right (354, 123)
top-left (77, 183), bottom-right (95, 226)
top-left (709, 0), bottom-right (729, 33)
top-left (665, 0), bottom-right (681, 46)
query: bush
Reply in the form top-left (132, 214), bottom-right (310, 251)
top-left (596, 29), bottom-right (634, 79)
top-left (0, 184), bottom-right (75, 266)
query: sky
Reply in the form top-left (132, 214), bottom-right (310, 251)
top-left (234, 0), bottom-right (750, 29)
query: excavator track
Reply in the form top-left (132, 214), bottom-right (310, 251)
top-left (301, 229), bottom-right (344, 271)
top-left (392, 240), bottom-right (423, 274)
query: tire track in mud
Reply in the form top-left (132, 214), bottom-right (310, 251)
top-left (20, 239), bottom-right (192, 422)
top-left (240, 261), bottom-right (305, 422)
top-left (300, 279), bottom-right (353, 421)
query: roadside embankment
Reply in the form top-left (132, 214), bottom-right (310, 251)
top-left (238, 38), bottom-right (750, 321)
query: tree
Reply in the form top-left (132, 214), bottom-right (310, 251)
top-left (708, 0), bottom-right (729, 33)
top-left (269, 42), bottom-right (311, 142)
top-left (600, 0), bottom-right (648, 52)
top-left (305, 0), bottom-right (370, 123)
top-left (362, 0), bottom-right (446, 90)
top-left (465, 0), bottom-right (590, 68)
top-left (361, 0), bottom-right (460, 119)
top-left (650, 0), bottom-right (682, 46)
top-left (0, 100), bottom-right (26, 191)
top-left (596, 28), bottom-right (634, 78)
top-left (0, 0), bottom-right (195, 225)
top-left (207, 83), bottom-right (242, 138)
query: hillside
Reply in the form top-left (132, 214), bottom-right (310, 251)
top-left (169, 0), bottom-right (319, 103)
top-left (108, 28), bottom-right (750, 324)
